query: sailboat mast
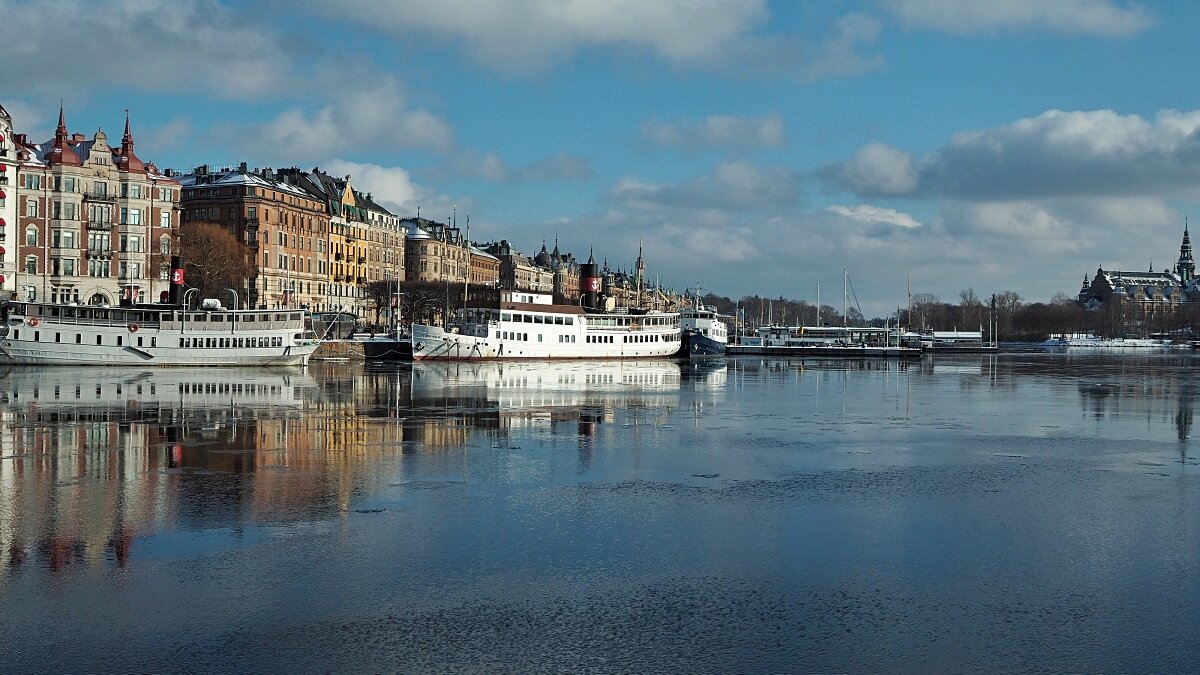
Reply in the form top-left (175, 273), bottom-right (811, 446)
top-left (843, 268), bottom-right (848, 333)
top-left (463, 215), bottom-right (470, 307)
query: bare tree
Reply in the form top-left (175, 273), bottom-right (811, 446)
top-left (178, 222), bottom-right (254, 305)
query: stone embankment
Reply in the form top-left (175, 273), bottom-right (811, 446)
top-left (312, 340), bottom-right (364, 360)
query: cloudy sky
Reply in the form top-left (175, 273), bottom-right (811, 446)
top-left (1, 0), bottom-right (1195, 314)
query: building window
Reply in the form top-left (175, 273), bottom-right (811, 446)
top-left (159, 210), bottom-right (170, 228)
top-left (24, 174), bottom-right (41, 190)
top-left (26, 199), bottom-right (38, 218)
top-left (160, 234), bottom-right (171, 254)
top-left (24, 256), bottom-right (36, 274)
top-left (25, 226), bottom-right (37, 246)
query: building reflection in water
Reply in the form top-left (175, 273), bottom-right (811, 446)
top-left (0, 359), bottom-right (713, 574)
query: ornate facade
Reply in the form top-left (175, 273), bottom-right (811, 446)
top-left (0, 104), bottom-right (15, 297)
top-left (1078, 224), bottom-right (1197, 314)
top-left (12, 106), bottom-right (180, 305)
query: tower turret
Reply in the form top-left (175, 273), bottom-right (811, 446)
top-left (1177, 220), bottom-right (1194, 283)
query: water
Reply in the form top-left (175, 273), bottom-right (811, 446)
top-left (1, 355), bottom-right (1198, 672)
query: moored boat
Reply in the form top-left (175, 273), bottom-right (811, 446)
top-left (411, 291), bottom-right (679, 361)
top-left (677, 296), bottom-right (728, 358)
top-left (0, 299), bottom-right (318, 367)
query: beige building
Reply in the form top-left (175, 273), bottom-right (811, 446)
top-left (12, 107), bottom-right (180, 305)
top-left (403, 217), bottom-right (469, 284)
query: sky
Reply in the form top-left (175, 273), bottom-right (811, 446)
top-left (2, 0), bottom-right (1198, 316)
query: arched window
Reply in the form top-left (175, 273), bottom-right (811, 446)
top-left (25, 226), bottom-right (37, 246)
top-left (159, 234), bottom-right (171, 255)
top-left (24, 255), bottom-right (36, 274)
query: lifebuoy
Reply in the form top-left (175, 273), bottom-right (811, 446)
top-left (128, 323), bottom-right (140, 333)
top-left (27, 317), bottom-right (39, 327)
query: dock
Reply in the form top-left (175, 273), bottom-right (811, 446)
top-left (727, 345), bottom-right (922, 357)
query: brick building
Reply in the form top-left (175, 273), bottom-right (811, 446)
top-left (11, 107), bottom-right (180, 305)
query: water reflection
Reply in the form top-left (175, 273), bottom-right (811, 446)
top-left (0, 359), bottom-right (711, 573)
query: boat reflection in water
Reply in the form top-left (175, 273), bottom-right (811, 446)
top-left (0, 359), bottom-right (713, 573)
top-left (402, 358), bottom-right (692, 438)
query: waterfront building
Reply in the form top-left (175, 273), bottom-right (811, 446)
top-left (403, 217), bottom-right (468, 284)
top-left (178, 165), bottom-right (404, 313)
top-left (178, 164), bottom-right (327, 310)
top-left (1077, 224), bottom-right (1197, 315)
top-left (11, 106), bottom-right (180, 305)
top-left (274, 168), bottom-right (405, 315)
top-left (532, 239), bottom-right (582, 303)
top-left (483, 240), bottom-right (554, 293)
top-left (0, 104), bottom-right (16, 297)
top-left (469, 243), bottom-right (500, 287)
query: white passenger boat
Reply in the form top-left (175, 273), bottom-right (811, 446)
top-left (410, 290), bottom-right (680, 361)
top-left (0, 299), bottom-right (319, 367)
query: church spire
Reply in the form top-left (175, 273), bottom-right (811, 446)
top-left (1178, 218), bottom-right (1195, 283)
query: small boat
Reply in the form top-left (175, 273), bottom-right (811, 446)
top-left (362, 332), bottom-right (413, 361)
top-left (0, 298), bottom-right (319, 367)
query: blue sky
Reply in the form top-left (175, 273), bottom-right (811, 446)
top-left (2, 0), bottom-right (1196, 315)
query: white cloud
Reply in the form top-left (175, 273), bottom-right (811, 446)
top-left (323, 159), bottom-right (442, 216)
top-left (0, 0), bottom-right (292, 97)
top-left (611, 160), bottom-right (803, 211)
top-left (835, 142), bottom-right (918, 196)
top-left (229, 78), bottom-right (453, 162)
top-left (443, 150), bottom-right (592, 183)
top-left (294, 0), bottom-right (769, 72)
top-left (641, 114), bottom-right (786, 151)
top-left (882, 0), bottom-right (1155, 36)
top-left (834, 109), bottom-right (1200, 201)
top-left (827, 204), bottom-right (922, 229)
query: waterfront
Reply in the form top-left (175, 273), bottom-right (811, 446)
top-left (1, 355), bottom-right (1199, 672)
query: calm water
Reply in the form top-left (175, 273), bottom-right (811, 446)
top-left (1, 354), bottom-right (1198, 672)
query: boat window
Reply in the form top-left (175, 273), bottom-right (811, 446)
top-left (275, 314), bottom-right (288, 322)
top-left (553, 316), bottom-right (563, 325)
top-left (533, 315), bottom-right (543, 324)
top-left (565, 317), bottom-right (573, 325)
top-left (260, 314), bottom-right (271, 322)
top-left (75, 334), bottom-right (81, 344)
top-left (211, 315), bottom-right (224, 323)
top-left (501, 313), bottom-right (512, 321)
top-left (194, 314), bottom-right (207, 323)
top-left (291, 313), bottom-right (302, 321)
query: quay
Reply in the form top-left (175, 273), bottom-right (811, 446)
top-left (727, 344), bottom-right (921, 357)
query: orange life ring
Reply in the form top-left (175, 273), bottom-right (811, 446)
top-left (128, 323), bottom-right (140, 333)
top-left (27, 317), bottom-right (39, 327)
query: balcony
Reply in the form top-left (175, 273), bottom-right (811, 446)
top-left (357, 277), bottom-right (367, 284)
top-left (84, 191), bottom-right (116, 202)
top-left (86, 247), bottom-right (113, 258)
top-left (357, 256), bottom-right (366, 264)
top-left (87, 221), bottom-right (113, 231)
top-left (0, 176), bottom-right (8, 186)
top-left (334, 253), bottom-right (343, 261)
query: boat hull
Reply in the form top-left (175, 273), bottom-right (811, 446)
top-left (682, 330), bottom-right (727, 358)
top-left (362, 337), bottom-right (413, 361)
